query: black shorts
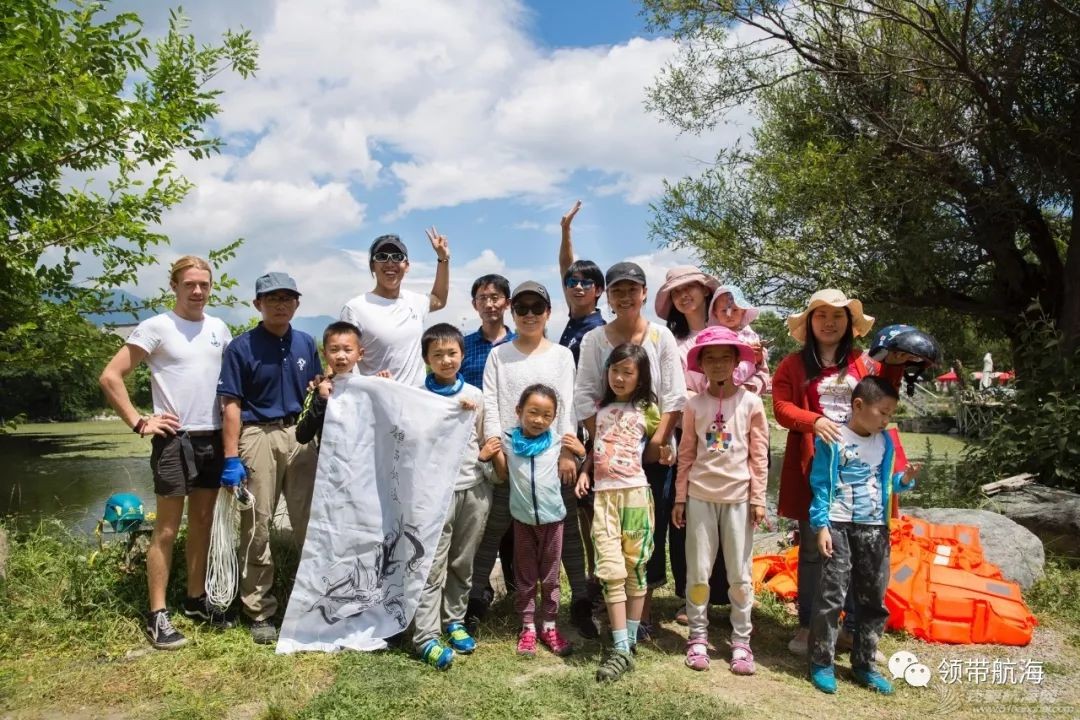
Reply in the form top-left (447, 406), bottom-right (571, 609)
top-left (150, 432), bottom-right (224, 497)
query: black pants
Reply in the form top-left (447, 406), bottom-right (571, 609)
top-left (809, 523), bottom-right (890, 670)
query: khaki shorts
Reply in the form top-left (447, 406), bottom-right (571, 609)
top-left (591, 486), bottom-right (654, 603)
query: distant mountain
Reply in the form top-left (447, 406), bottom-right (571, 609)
top-left (291, 315), bottom-right (337, 341)
top-left (87, 291), bottom-right (156, 326)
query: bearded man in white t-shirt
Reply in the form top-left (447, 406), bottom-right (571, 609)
top-left (339, 229), bottom-right (450, 386)
top-left (99, 255), bottom-right (232, 650)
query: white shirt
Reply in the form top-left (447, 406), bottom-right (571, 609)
top-left (126, 312), bottom-right (231, 431)
top-left (340, 289), bottom-right (429, 387)
top-left (482, 341), bottom-right (576, 441)
top-left (573, 322), bottom-right (687, 424)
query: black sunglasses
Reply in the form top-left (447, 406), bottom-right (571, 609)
top-left (372, 252), bottom-right (407, 263)
top-left (512, 301), bottom-right (548, 316)
top-left (565, 277), bottom-right (596, 289)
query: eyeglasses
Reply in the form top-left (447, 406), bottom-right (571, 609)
top-left (372, 252), bottom-right (407, 263)
top-left (260, 293), bottom-right (298, 305)
top-left (512, 301), bottom-right (548, 316)
top-left (474, 293), bottom-right (507, 305)
top-left (565, 277), bottom-right (596, 289)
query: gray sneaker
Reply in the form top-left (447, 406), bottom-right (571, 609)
top-left (596, 649), bottom-right (635, 682)
top-left (250, 619), bottom-right (278, 645)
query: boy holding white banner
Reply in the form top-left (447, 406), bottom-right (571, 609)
top-left (412, 323), bottom-right (495, 669)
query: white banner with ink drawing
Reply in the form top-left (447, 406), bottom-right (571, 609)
top-left (277, 375), bottom-right (473, 653)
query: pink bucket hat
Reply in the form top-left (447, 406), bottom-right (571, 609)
top-left (654, 266), bottom-right (720, 321)
top-left (686, 326), bottom-right (756, 373)
top-left (786, 288), bottom-right (875, 344)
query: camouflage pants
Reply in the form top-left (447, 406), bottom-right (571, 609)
top-left (809, 523), bottom-right (890, 671)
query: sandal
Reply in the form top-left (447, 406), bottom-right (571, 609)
top-left (730, 642), bottom-right (756, 675)
top-left (685, 638), bottom-right (710, 671)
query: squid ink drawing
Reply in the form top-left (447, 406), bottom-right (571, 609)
top-left (308, 517), bottom-right (425, 629)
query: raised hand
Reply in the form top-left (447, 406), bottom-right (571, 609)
top-left (560, 200), bottom-right (581, 235)
top-left (425, 226), bottom-right (449, 262)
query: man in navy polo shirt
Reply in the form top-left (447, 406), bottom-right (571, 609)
top-left (461, 273), bottom-right (515, 389)
top-left (218, 272), bottom-right (321, 645)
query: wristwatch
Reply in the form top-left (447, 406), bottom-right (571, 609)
top-left (133, 417), bottom-right (148, 436)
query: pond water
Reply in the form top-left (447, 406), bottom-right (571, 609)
top-left (1, 420), bottom-right (964, 536)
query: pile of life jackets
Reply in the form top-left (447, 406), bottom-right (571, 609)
top-left (751, 515), bottom-right (1037, 646)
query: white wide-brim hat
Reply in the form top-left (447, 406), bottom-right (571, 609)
top-left (786, 288), bottom-right (874, 344)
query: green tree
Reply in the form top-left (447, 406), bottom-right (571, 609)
top-left (644, 0), bottom-right (1080, 353)
top-left (0, 0), bottom-right (256, 380)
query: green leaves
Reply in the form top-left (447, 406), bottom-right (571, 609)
top-left (645, 0), bottom-right (1079, 350)
top-left (0, 1), bottom-right (257, 386)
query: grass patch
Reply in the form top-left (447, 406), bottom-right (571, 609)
top-left (8, 419), bottom-right (147, 459)
top-left (1028, 556), bottom-right (1080, 644)
top-left (0, 520), bottom-right (335, 719)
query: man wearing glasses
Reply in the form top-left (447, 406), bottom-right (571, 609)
top-left (218, 272), bottom-right (322, 644)
top-left (340, 230), bottom-right (450, 386)
top-left (461, 274), bottom-right (516, 389)
top-left (557, 201), bottom-right (606, 363)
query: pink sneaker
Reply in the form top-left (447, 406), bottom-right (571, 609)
top-left (730, 642), bottom-right (756, 675)
top-left (517, 628), bottom-right (537, 657)
top-left (685, 638), bottom-right (710, 671)
top-left (538, 627), bottom-right (573, 657)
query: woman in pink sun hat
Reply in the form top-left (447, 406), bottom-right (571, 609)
top-left (673, 325), bottom-right (769, 675)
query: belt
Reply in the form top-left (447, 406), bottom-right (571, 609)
top-left (243, 414), bottom-right (299, 428)
top-left (179, 429), bottom-right (219, 438)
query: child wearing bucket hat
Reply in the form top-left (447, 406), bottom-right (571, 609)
top-left (770, 289), bottom-right (905, 656)
top-left (672, 326), bottom-right (769, 675)
top-left (708, 285), bottom-right (770, 395)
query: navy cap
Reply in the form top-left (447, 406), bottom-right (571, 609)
top-left (370, 234), bottom-right (408, 257)
top-left (510, 280), bottom-right (551, 307)
top-left (255, 272), bottom-right (300, 297)
top-left (605, 262), bottom-right (646, 287)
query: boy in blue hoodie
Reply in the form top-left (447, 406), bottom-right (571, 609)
top-left (807, 376), bottom-right (917, 695)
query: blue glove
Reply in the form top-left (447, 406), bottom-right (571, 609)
top-left (221, 457), bottom-right (247, 488)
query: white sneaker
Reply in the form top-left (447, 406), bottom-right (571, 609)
top-left (787, 627), bottom-right (809, 655)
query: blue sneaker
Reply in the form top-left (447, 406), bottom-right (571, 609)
top-left (446, 621), bottom-right (476, 654)
top-left (419, 639), bottom-right (454, 670)
top-left (810, 663), bottom-right (837, 694)
top-left (852, 667), bottom-right (894, 694)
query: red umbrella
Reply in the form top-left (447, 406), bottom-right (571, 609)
top-left (936, 370), bottom-right (958, 382)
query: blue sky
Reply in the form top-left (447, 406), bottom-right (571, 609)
top-left (122, 0), bottom-right (749, 334)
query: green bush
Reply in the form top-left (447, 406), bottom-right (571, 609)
top-left (958, 313), bottom-right (1080, 492)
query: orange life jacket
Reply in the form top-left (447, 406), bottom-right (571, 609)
top-left (751, 515), bottom-right (1037, 646)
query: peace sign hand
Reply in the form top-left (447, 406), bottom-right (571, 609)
top-left (425, 226), bottom-right (450, 262)
top-left (561, 200), bottom-right (581, 235)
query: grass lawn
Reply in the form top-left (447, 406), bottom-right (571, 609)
top-left (3, 522), bottom-right (1078, 720)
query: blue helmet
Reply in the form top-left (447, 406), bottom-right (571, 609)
top-left (102, 493), bottom-right (145, 533)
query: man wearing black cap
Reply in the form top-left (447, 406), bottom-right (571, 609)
top-left (218, 272), bottom-right (322, 644)
top-left (340, 228), bottom-right (450, 386)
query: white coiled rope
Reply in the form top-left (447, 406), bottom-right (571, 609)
top-left (205, 486), bottom-right (255, 611)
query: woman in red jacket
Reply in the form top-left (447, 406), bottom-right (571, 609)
top-left (772, 289), bottom-right (910, 655)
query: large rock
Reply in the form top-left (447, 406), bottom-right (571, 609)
top-left (985, 485), bottom-right (1080, 558)
top-left (904, 507), bottom-right (1045, 589)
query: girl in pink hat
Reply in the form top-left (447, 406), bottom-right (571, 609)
top-left (654, 266), bottom-right (728, 624)
top-left (672, 326), bottom-right (769, 675)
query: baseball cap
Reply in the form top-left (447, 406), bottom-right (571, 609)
top-left (255, 272), bottom-right (301, 297)
top-left (605, 262), bottom-right (647, 287)
top-left (370, 234), bottom-right (409, 257)
top-left (510, 280), bottom-right (551, 307)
